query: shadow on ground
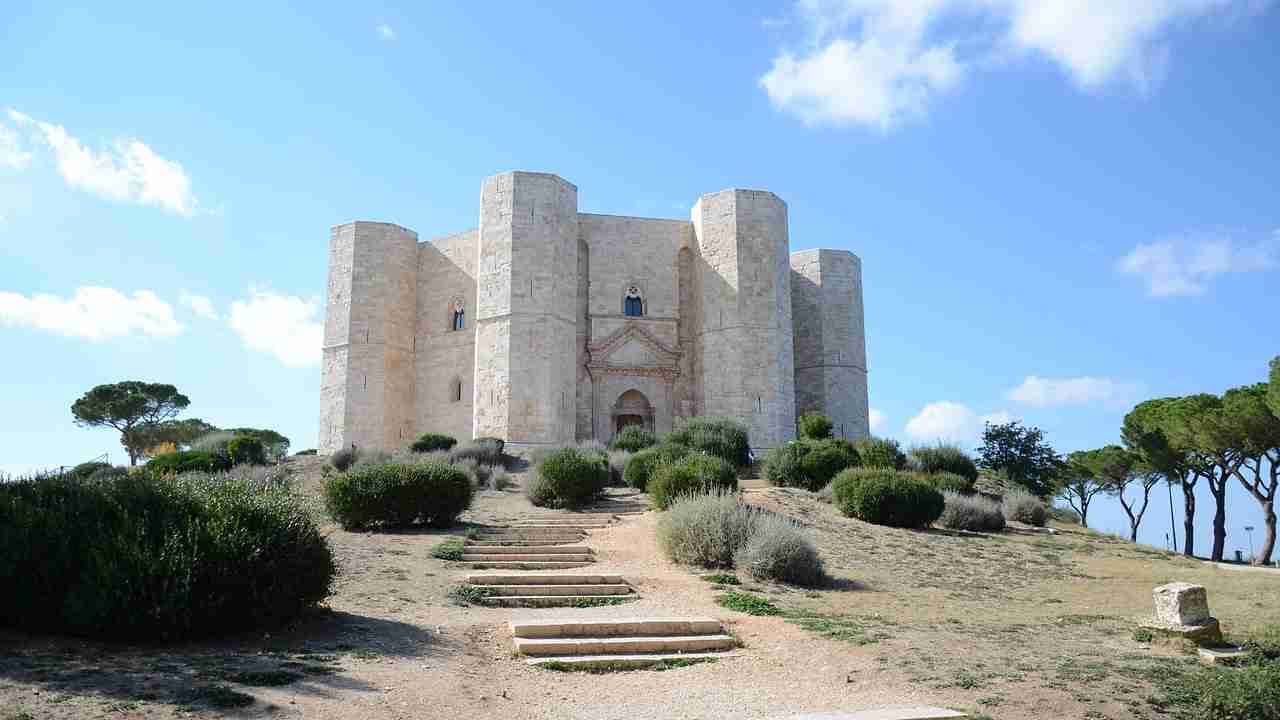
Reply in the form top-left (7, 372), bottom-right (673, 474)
top-left (0, 609), bottom-right (453, 716)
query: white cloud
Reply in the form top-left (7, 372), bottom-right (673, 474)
top-left (7, 109), bottom-right (197, 216)
top-left (1117, 232), bottom-right (1277, 297)
top-left (869, 407), bottom-right (885, 431)
top-left (0, 286), bottom-right (183, 340)
top-left (1006, 375), bottom-right (1137, 408)
top-left (0, 122), bottom-right (31, 169)
top-left (377, 23), bottom-right (395, 40)
top-left (179, 292), bottom-right (218, 320)
top-left (759, 0), bottom-right (1255, 129)
top-left (905, 401), bottom-right (1012, 443)
top-left (228, 289), bottom-right (323, 368)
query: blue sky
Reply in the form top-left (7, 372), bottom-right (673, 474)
top-left (1, 2), bottom-right (1277, 555)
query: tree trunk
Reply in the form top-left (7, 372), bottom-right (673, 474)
top-left (1182, 481), bottom-right (1196, 557)
top-left (1211, 484), bottom-right (1227, 562)
top-left (1260, 509), bottom-right (1277, 566)
top-left (1079, 499), bottom-right (1089, 528)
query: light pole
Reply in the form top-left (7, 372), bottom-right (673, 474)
top-left (1245, 526), bottom-right (1256, 563)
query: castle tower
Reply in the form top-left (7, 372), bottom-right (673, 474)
top-left (319, 222), bottom-right (419, 453)
top-left (472, 172), bottom-right (579, 446)
top-left (690, 189), bottom-right (797, 448)
top-left (790, 249), bottom-right (870, 440)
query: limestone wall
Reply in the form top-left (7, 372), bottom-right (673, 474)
top-left (473, 172), bottom-right (579, 446)
top-left (319, 222), bottom-right (418, 453)
top-left (790, 249), bottom-right (870, 440)
top-left (415, 230), bottom-right (478, 443)
top-left (691, 190), bottom-right (797, 448)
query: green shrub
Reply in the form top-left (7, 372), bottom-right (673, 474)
top-left (831, 467), bottom-right (944, 528)
top-left (854, 437), bottom-right (908, 470)
top-left (451, 439), bottom-right (503, 466)
top-left (410, 433), bottom-right (457, 453)
top-left (649, 454), bottom-right (739, 510)
top-left (734, 513), bottom-right (825, 585)
top-left (938, 491), bottom-right (1006, 532)
top-left (294, 448), bottom-right (318, 456)
top-left (147, 450), bottom-right (232, 476)
top-left (351, 449), bottom-right (393, 470)
top-left (922, 471), bottom-right (975, 494)
top-left (526, 448), bottom-right (608, 509)
top-left (1188, 663), bottom-right (1280, 720)
top-left (1001, 486), bottom-right (1048, 527)
top-left (0, 472), bottom-right (334, 640)
top-left (1048, 503), bottom-right (1082, 525)
top-left (610, 426), bottom-right (657, 453)
top-left (798, 412), bottom-right (833, 440)
top-left (66, 461), bottom-right (111, 481)
top-left (669, 417), bottom-right (751, 467)
top-left (330, 447), bottom-right (358, 472)
top-left (323, 462), bottom-right (473, 530)
top-left (657, 491), bottom-right (764, 567)
top-left (716, 591), bottom-right (782, 616)
top-left (909, 444), bottom-right (979, 482)
top-left (623, 443), bottom-right (690, 491)
top-left (227, 435), bottom-right (267, 466)
top-left (763, 440), bottom-right (856, 492)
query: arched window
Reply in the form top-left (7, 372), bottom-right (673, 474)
top-left (623, 286), bottom-right (644, 317)
top-left (450, 377), bottom-right (463, 403)
top-left (450, 300), bottom-right (465, 331)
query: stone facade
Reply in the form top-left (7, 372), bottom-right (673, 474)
top-left (319, 171), bottom-right (870, 453)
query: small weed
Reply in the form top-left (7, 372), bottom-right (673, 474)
top-left (570, 596), bottom-right (632, 608)
top-left (785, 610), bottom-right (894, 645)
top-left (538, 657), bottom-right (717, 673)
top-left (430, 539), bottom-right (465, 561)
top-left (716, 591), bottom-right (782, 616)
top-left (1133, 628), bottom-right (1154, 643)
top-left (447, 583), bottom-right (492, 605)
top-left (700, 573), bottom-right (741, 585)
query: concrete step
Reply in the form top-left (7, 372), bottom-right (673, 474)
top-left (525, 651), bottom-right (730, 669)
top-left (481, 594), bottom-right (638, 608)
top-left (461, 553), bottom-right (594, 562)
top-left (462, 544), bottom-right (593, 555)
top-left (502, 523), bottom-right (611, 529)
top-left (510, 617), bottom-right (723, 639)
top-left (466, 561), bottom-right (595, 570)
top-left (467, 573), bottom-right (623, 586)
top-left (515, 634), bottom-right (736, 656)
top-left (482, 583), bottom-right (631, 597)
top-left (475, 530), bottom-right (587, 538)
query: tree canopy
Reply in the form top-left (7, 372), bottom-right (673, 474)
top-left (976, 420), bottom-right (1063, 497)
top-left (71, 382), bottom-right (191, 465)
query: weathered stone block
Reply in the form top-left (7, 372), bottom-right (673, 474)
top-left (1153, 582), bottom-right (1210, 626)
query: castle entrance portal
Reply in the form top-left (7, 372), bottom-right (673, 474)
top-left (611, 389), bottom-right (653, 436)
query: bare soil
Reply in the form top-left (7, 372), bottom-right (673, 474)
top-left (2, 457), bottom-right (1277, 719)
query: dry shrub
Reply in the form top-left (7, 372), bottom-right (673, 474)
top-left (1001, 486), bottom-right (1048, 527)
top-left (938, 490), bottom-right (1006, 532)
top-left (734, 513), bottom-right (825, 585)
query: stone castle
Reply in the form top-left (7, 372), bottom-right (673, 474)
top-left (319, 171), bottom-right (868, 453)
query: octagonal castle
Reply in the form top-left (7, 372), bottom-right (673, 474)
top-left (319, 171), bottom-right (868, 453)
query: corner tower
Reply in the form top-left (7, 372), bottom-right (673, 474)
top-left (472, 172), bottom-right (579, 446)
top-left (790, 249), bottom-right (869, 440)
top-left (319, 222), bottom-right (419, 453)
top-left (691, 189), bottom-right (797, 448)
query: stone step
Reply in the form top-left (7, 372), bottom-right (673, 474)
top-left (505, 516), bottom-right (616, 523)
top-left (475, 529), bottom-right (587, 538)
top-left (466, 561), bottom-right (595, 570)
top-left (467, 573), bottom-right (623, 586)
top-left (482, 583), bottom-right (632, 597)
top-left (466, 539), bottom-right (585, 547)
top-left (481, 594), bottom-right (638, 608)
top-left (524, 651), bottom-right (730, 669)
top-left (502, 523), bottom-right (611, 529)
top-left (515, 634), bottom-right (736, 656)
top-left (462, 544), bottom-right (592, 555)
top-left (461, 553), bottom-right (594, 562)
top-left (510, 617), bottom-right (723, 639)
top-left (775, 708), bottom-right (969, 719)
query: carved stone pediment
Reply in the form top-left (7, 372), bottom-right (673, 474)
top-left (587, 321), bottom-right (680, 377)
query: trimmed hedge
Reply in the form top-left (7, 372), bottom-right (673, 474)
top-left (526, 448), bottom-right (608, 509)
top-left (909, 445), bottom-right (979, 483)
top-left (147, 450), bottom-right (232, 476)
top-left (0, 472), bottom-right (334, 640)
top-left (763, 439), bottom-right (857, 492)
top-left (324, 462), bottom-right (473, 530)
top-left (410, 433), bottom-right (457, 453)
top-left (610, 426), bottom-right (657, 453)
top-left (624, 443), bottom-right (690, 491)
top-left (669, 417), bottom-right (751, 467)
top-left (854, 437), bottom-right (908, 470)
top-left (798, 412), bottom-right (833, 440)
top-left (649, 453), bottom-right (739, 510)
top-left (831, 467), bottom-right (944, 529)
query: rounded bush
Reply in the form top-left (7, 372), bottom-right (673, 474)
top-left (649, 453), bottom-right (739, 510)
top-left (938, 490), bottom-right (1006, 532)
top-left (451, 439), bottom-right (504, 466)
top-left (762, 443), bottom-right (806, 488)
top-left (763, 440), bottom-right (856, 491)
top-left (527, 448), bottom-right (608, 509)
top-left (324, 462), bottom-right (473, 529)
top-left (147, 450), bottom-right (232, 476)
top-left (923, 471), bottom-right (975, 495)
top-left (609, 425), bottom-right (657, 453)
top-left (1002, 487), bottom-right (1048, 527)
top-left (0, 472), bottom-right (334, 640)
top-left (831, 467), bottom-right (944, 529)
top-left (227, 435), bottom-right (267, 466)
top-left (657, 491), bottom-right (762, 567)
top-left (909, 445), bottom-right (979, 482)
top-left (854, 437), bottom-right (908, 470)
top-left (624, 443), bottom-right (690, 491)
top-left (798, 412), bottom-right (833, 440)
top-left (668, 418), bottom-right (751, 467)
top-left (330, 447), bottom-right (358, 471)
top-left (734, 514), bottom-right (825, 586)
top-left (410, 433), bottom-right (457, 453)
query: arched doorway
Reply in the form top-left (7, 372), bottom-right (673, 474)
top-left (612, 389), bottom-right (653, 435)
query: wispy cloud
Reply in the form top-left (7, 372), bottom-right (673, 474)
top-left (0, 122), bottom-right (31, 169)
top-left (227, 289), bottom-right (323, 368)
top-left (759, 0), bottom-right (1258, 130)
top-left (6, 109), bottom-right (198, 216)
top-left (179, 292), bottom-right (218, 320)
top-left (377, 23), bottom-right (396, 40)
top-left (1117, 231), bottom-right (1277, 297)
top-left (0, 286), bottom-right (183, 340)
top-left (1007, 375), bottom-right (1138, 408)
top-left (904, 401), bottom-right (1012, 444)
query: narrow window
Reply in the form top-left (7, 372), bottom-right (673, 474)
top-left (450, 300), bottom-right (465, 332)
top-left (623, 286), bottom-right (644, 317)
top-left (451, 378), bottom-right (463, 403)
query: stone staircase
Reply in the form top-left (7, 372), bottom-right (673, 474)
top-left (465, 572), bottom-right (636, 607)
top-left (509, 617), bottom-right (737, 669)
top-left (459, 512), bottom-right (618, 570)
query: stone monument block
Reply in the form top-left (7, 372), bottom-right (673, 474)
top-left (1152, 582), bottom-right (1210, 626)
